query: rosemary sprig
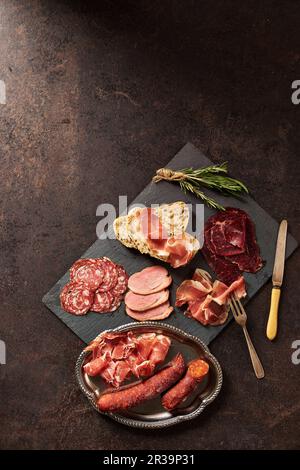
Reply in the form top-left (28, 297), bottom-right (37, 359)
top-left (179, 180), bottom-right (226, 211)
top-left (153, 163), bottom-right (248, 211)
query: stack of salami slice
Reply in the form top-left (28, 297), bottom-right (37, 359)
top-left (60, 257), bottom-right (128, 315)
top-left (125, 266), bottom-right (173, 321)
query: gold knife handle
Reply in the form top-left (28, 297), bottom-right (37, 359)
top-left (266, 287), bottom-right (281, 340)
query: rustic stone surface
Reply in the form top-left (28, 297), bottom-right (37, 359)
top-left (0, 0), bottom-right (299, 450)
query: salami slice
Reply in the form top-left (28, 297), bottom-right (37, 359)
top-left (91, 291), bottom-right (114, 313)
top-left (110, 293), bottom-right (123, 312)
top-left (71, 261), bottom-right (104, 291)
top-left (60, 281), bottom-right (94, 315)
top-left (111, 265), bottom-right (128, 296)
top-left (70, 258), bottom-right (98, 279)
top-left (97, 258), bottom-right (118, 292)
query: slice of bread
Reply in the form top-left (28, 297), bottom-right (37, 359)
top-left (153, 201), bottom-right (189, 236)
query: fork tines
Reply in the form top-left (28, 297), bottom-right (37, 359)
top-left (229, 294), bottom-right (246, 319)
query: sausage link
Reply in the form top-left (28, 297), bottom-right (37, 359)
top-left (97, 353), bottom-right (185, 412)
top-left (162, 358), bottom-right (209, 411)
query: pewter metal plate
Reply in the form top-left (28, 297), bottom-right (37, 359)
top-left (75, 322), bottom-right (223, 429)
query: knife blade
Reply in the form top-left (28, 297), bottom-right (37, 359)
top-left (266, 219), bottom-right (288, 340)
top-left (272, 220), bottom-right (288, 287)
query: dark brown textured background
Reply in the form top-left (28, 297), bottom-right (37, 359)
top-left (0, 0), bottom-right (299, 450)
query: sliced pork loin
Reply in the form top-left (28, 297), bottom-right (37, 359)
top-left (128, 266), bottom-right (172, 295)
top-left (125, 289), bottom-right (169, 312)
top-left (126, 301), bottom-right (174, 321)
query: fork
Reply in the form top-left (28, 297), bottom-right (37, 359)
top-left (230, 295), bottom-right (265, 379)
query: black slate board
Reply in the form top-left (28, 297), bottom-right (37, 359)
top-left (42, 143), bottom-right (298, 345)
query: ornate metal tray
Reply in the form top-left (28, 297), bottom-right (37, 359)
top-left (76, 322), bottom-right (222, 429)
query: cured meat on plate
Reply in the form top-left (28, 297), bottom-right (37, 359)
top-left (70, 258), bottom-right (105, 290)
top-left (125, 290), bottom-right (169, 312)
top-left (125, 301), bottom-right (173, 321)
top-left (97, 353), bottom-right (186, 412)
top-left (80, 327), bottom-right (212, 414)
top-left (60, 281), bottom-right (94, 316)
top-left (84, 331), bottom-right (171, 387)
top-left (128, 265), bottom-right (172, 295)
top-left (175, 268), bottom-right (246, 326)
top-left (60, 257), bottom-right (128, 316)
top-left (202, 207), bottom-right (263, 284)
top-left (114, 202), bottom-right (200, 268)
top-left (125, 265), bottom-right (174, 321)
top-left (162, 358), bottom-right (209, 410)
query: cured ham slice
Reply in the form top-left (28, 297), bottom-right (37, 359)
top-left (128, 266), bottom-right (172, 295)
top-left (149, 334), bottom-right (171, 362)
top-left (165, 233), bottom-right (200, 268)
top-left (203, 208), bottom-right (263, 284)
top-left (176, 269), bottom-right (247, 326)
top-left (125, 289), bottom-right (169, 312)
top-left (140, 207), bottom-right (169, 242)
top-left (134, 333), bottom-right (157, 360)
top-left (101, 361), bottom-right (132, 387)
top-left (175, 268), bottom-right (213, 307)
top-left (113, 202), bottom-right (199, 268)
top-left (128, 334), bottom-right (171, 377)
top-left (175, 280), bottom-right (210, 307)
top-left (192, 268), bottom-right (212, 283)
top-left (188, 296), bottom-right (229, 326)
top-left (111, 337), bottom-right (136, 360)
top-left (83, 331), bottom-right (171, 387)
top-left (83, 356), bottom-right (107, 376)
top-left (125, 301), bottom-right (173, 321)
top-left (175, 272), bottom-right (213, 307)
top-left (141, 208), bottom-right (199, 268)
top-left (211, 276), bottom-right (246, 305)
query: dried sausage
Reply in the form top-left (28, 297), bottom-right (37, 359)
top-left (97, 258), bottom-right (118, 292)
top-left (97, 353), bottom-right (185, 412)
top-left (60, 281), bottom-right (94, 315)
top-left (111, 265), bottom-right (128, 296)
top-left (162, 358), bottom-right (209, 410)
top-left (91, 291), bottom-right (114, 313)
top-left (71, 261), bottom-right (104, 291)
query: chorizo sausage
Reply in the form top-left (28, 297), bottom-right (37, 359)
top-left (97, 353), bottom-right (185, 412)
top-left (161, 358), bottom-right (209, 411)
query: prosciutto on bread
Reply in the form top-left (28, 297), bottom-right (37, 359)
top-left (113, 202), bottom-right (200, 268)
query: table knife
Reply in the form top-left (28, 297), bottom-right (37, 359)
top-left (266, 219), bottom-right (288, 340)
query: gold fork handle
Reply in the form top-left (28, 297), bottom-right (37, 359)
top-left (242, 326), bottom-right (265, 379)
